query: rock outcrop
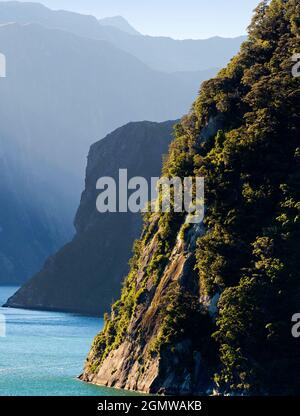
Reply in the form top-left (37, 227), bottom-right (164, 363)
top-left (81, 223), bottom-right (213, 395)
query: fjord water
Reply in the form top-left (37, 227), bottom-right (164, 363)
top-left (0, 287), bottom-right (134, 396)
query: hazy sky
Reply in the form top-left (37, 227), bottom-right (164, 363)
top-left (5, 0), bottom-right (260, 39)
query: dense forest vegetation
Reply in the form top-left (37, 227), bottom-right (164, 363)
top-left (84, 0), bottom-right (300, 395)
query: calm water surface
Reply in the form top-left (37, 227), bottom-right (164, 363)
top-left (0, 286), bottom-right (137, 396)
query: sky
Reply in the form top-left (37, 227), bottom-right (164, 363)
top-left (4, 0), bottom-right (260, 39)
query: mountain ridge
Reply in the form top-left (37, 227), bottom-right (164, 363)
top-left (98, 16), bottom-right (140, 36)
top-left (0, 1), bottom-right (245, 72)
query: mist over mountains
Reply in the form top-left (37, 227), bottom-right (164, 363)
top-left (0, 1), bottom-right (245, 284)
top-left (0, 140), bottom-right (74, 284)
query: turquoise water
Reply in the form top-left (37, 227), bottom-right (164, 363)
top-left (0, 287), bottom-right (136, 396)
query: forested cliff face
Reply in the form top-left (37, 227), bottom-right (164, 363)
top-left (81, 0), bottom-right (300, 395)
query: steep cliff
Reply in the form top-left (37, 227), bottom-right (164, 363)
top-left (81, 0), bottom-right (300, 395)
top-left (5, 120), bottom-right (176, 315)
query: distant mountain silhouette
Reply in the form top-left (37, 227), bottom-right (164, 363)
top-left (98, 16), bottom-right (140, 36)
top-left (0, 1), bottom-right (246, 72)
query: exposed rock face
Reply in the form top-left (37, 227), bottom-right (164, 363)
top-left (82, 226), bottom-right (212, 395)
top-left (5, 120), bottom-right (176, 315)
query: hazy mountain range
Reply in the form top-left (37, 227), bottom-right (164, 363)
top-left (0, 1), bottom-right (246, 72)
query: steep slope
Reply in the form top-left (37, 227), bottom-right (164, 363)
top-left (5, 120), bottom-right (176, 315)
top-left (0, 21), bottom-right (209, 284)
top-left (101, 33), bottom-right (246, 73)
top-left (0, 1), bottom-right (245, 73)
top-left (98, 16), bottom-right (140, 36)
top-left (81, 0), bottom-right (300, 395)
